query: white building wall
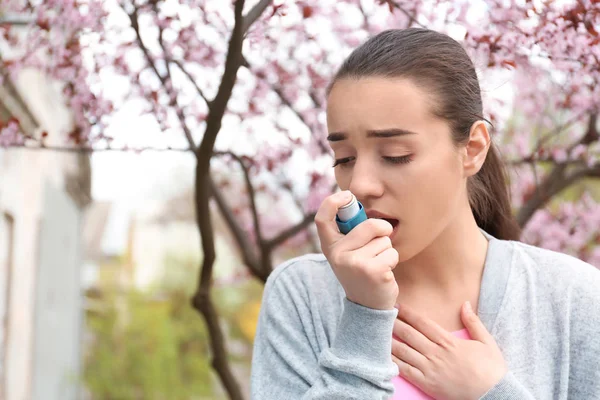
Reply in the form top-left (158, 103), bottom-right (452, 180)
top-left (31, 182), bottom-right (82, 400)
top-left (0, 45), bottom-right (87, 400)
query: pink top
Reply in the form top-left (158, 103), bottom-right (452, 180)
top-left (391, 328), bottom-right (472, 399)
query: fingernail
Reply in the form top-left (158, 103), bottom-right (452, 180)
top-left (465, 301), bottom-right (473, 314)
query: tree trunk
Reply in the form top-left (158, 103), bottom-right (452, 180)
top-left (191, 164), bottom-right (244, 400)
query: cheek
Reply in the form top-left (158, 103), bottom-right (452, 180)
top-left (334, 168), bottom-right (350, 189)
top-left (393, 152), bottom-right (463, 256)
top-left (405, 149), bottom-right (464, 212)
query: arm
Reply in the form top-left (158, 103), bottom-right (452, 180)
top-left (567, 262), bottom-right (600, 398)
top-left (479, 372), bottom-right (536, 399)
top-left (250, 264), bottom-right (399, 399)
top-left (483, 256), bottom-right (600, 400)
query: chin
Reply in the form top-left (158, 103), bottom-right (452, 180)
top-left (392, 235), bottom-right (415, 263)
top-left (395, 247), bottom-right (418, 264)
top-left (392, 228), bottom-right (434, 264)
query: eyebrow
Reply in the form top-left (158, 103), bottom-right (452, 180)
top-left (327, 128), bottom-right (418, 142)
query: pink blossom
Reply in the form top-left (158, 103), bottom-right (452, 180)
top-left (4, 0), bottom-right (600, 263)
top-left (570, 144), bottom-right (587, 161)
top-left (552, 149), bottom-right (568, 163)
top-left (0, 121), bottom-right (24, 147)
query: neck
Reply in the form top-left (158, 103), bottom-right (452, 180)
top-left (394, 206), bottom-right (489, 297)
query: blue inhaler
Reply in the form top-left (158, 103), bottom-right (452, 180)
top-left (335, 194), bottom-right (368, 234)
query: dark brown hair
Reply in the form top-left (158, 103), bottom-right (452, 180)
top-left (328, 28), bottom-right (521, 241)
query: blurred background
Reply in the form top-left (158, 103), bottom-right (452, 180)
top-left (0, 0), bottom-right (599, 399)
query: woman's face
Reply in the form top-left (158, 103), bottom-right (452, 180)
top-left (326, 77), bottom-right (469, 262)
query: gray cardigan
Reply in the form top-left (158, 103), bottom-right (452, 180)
top-left (250, 231), bottom-right (600, 399)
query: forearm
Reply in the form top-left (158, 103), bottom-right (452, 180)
top-left (479, 372), bottom-right (536, 400)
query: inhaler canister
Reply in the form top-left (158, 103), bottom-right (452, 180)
top-left (335, 193), bottom-right (367, 234)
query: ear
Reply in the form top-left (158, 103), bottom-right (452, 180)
top-left (462, 121), bottom-right (491, 178)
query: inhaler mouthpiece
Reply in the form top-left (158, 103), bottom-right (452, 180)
top-left (335, 194), bottom-right (367, 234)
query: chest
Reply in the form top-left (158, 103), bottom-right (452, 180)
top-left (395, 293), bottom-right (477, 332)
top-left (317, 297), bottom-right (568, 399)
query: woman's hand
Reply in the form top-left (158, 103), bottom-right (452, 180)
top-left (315, 190), bottom-right (399, 310)
top-left (391, 302), bottom-right (507, 400)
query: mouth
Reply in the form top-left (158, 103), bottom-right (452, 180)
top-left (382, 218), bottom-right (399, 229)
top-left (385, 219), bottom-right (400, 238)
top-left (365, 209), bottom-right (400, 237)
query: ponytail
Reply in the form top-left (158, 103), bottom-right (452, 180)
top-left (468, 142), bottom-right (521, 240)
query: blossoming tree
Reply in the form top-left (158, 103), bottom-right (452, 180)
top-left (1, 0), bottom-right (599, 398)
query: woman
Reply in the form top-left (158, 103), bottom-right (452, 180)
top-left (250, 28), bottom-right (600, 399)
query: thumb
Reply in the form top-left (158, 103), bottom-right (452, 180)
top-left (461, 301), bottom-right (492, 343)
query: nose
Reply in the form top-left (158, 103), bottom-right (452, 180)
top-left (347, 157), bottom-right (384, 200)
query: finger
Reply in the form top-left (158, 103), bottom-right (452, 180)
top-left (397, 303), bottom-right (454, 347)
top-left (370, 247), bottom-right (399, 271)
top-left (461, 301), bottom-right (493, 344)
top-left (393, 318), bottom-right (436, 356)
top-left (314, 190), bottom-right (354, 246)
top-left (392, 338), bottom-right (429, 371)
top-left (356, 235), bottom-right (392, 258)
top-left (343, 218), bottom-right (394, 251)
top-left (395, 358), bottom-right (426, 388)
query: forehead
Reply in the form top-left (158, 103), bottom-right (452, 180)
top-left (326, 77), bottom-right (438, 133)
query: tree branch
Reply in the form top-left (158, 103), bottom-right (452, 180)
top-left (533, 111), bottom-right (590, 152)
top-left (186, 1), bottom-right (271, 397)
top-left (265, 211), bottom-right (316, 250)
top-left (210, 150), bottom-right (322, 279)
top-left (571, 162), bottom-right (600, 180)
top-left (214, 151), bottom-right (264, 249)
top-left (127, 5), bottom-right (165, 86)
top-left (180, 2), bottom-right (272, 398)
top-left (241, 0), bottom-right (272, 35)
top-left (272, 86), bottom-right (329, 154)
top-left (241, 53), bottom-right (329, 155)
top-left (389, 1), bottom-right (427, 28)
top-left (208, 176), bottom-right (265, 280)
top-left (126, 4), bottom-right (197, 150)
top-left (197, 0), bottom-right (249, 165)
top-left (577, 112), bottom-right (598, 146)
top-left (516, 163), bottom-right (569, 227)
top-left (171, 60), bottom-right (211, 106)
top-left (510, 112), bottom-right (599, 167)
top-left (358, 1), bottom-right (372, 31)
top-left (274, 177), bottom-right (323, 251)
top-left (0, 144), bottom-right (189, 152)
top-left (308, 90), bottom-right (322, 110)
top-left (152, 1), bottom-right (172, 83)
top-left (192, 172), bottom-right (245, 400)
top-left (517, 113), bottom-right (600, 227)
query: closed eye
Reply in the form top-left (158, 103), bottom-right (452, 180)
top-left (384, 155), bottom-right (412, 164)
top-left (332, 155), bottom-right (412, 167)
top-left (332, 157), bottom-right (354, 167)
